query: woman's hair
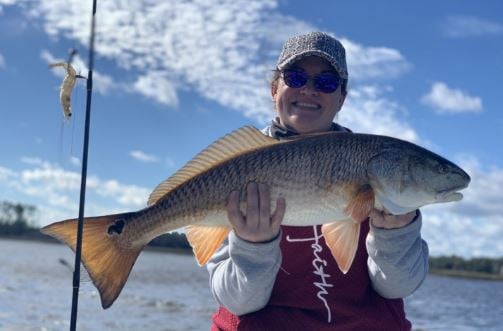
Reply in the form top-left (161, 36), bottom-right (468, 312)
top-left (270, 69), bottom-right (348, 96)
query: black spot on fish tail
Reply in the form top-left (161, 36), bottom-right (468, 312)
top-left (107, 219), bottom-right (125, 235)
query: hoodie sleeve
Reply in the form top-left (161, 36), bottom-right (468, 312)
top-left (206, 230), bottom-right (282, 316)
top-left (366, 211), bottom-right (429, 298)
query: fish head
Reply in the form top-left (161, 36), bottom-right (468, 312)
top-left (367, 143), bottom-right (471, 214)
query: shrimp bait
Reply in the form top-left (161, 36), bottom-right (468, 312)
top-left (49, 62), bottom-right (85, 119)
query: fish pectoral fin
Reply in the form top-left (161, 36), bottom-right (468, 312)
top-left (344, 184), bottom-right (375, 222)
top-left (185, 225), bottom-right (231, 265)
top-left (321, 220), bottom-right (361, 274)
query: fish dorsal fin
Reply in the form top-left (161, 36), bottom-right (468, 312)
top-left (148, 126), bottom-right (280, 206)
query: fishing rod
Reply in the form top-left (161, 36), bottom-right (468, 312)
top-left (70, 0), bottom-right (97, 330)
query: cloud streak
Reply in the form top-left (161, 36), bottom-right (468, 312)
top-left (0, 158), bottom-right (150, 225)
top-left (341, 85), bottom-right (418, 142)
top-left (130, 150), bottom-right (159, 163)
top-left (342, 39), bottom-right (411, 81)
top-left (443, 15), bottom-right (503, 38)
top-left (421, 82), bottom-right (483, 114)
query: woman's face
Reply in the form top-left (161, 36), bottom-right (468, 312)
top-left (272, 56), bottom-right (346, 134)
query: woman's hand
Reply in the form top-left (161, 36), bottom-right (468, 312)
top-left (369, 208), bottom-right (418, 230)
top-left (227, 182), bottom-right (286, 243)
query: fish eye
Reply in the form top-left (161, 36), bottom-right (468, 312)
top-left (436, 164), bottom-right (447, 174)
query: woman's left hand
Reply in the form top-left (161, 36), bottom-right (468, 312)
top-left (368, 208), bottom-right (418, 229)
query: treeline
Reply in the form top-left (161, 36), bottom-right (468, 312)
top-left (149, 231), bottom-right (190, 249)
top-left (429, 255), bottom-right (503, 275)
top-left (0, 201), bottom-right (44, 238)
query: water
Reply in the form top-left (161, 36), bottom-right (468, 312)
top-left (1, 239), bottom-right (502, 331)
top-left (405, 271), bottom-right (503, 331)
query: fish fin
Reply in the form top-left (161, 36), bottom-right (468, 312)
top-left (41, 213), bottom-right (143, 309)
top-left (321, 220), bottom-right (361, 274)
top-left (344, 184), bottom-right (375, 222)
top-left (148, 126), bottom-right (281, 206)
top-left (185, 225), bottom-right (231, 265)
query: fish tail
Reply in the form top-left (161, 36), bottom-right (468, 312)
top-left (41, 212), bottom-right (142, 309)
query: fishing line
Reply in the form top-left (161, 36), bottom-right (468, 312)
top-left (70, 0), bottom-right (97, 330)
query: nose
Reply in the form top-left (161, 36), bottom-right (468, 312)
top-left (299, 80), bottom-right (319, 96)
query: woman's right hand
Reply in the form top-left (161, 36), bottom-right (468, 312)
top-left (227, 182), bottom-right (286, 243)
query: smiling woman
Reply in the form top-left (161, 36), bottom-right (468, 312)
top-left (207, 31), bottom-right (430, 331)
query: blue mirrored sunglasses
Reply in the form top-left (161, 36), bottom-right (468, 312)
top-left (282, 68), bottom-right (341, 93)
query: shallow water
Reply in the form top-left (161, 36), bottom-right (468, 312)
top-left (0, 239), bottom-right (214, 331)
top-left (1, 239), bottom-right (501, 331)
top-left (405, 271), bottom-right (503, 331)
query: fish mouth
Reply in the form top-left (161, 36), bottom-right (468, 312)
top-left (436, 191), bottom-right (463, 202)
top-left (435, 184), bottom-right (468, 202)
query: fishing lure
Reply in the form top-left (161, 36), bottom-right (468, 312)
top-left (49, 62), bottom-right (85, 119)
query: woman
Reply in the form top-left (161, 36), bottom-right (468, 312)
top-left (207, 31), bottom-right (428, 331)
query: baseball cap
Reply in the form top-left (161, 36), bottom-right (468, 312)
top-left (276, 31), bottom-right (348, 79)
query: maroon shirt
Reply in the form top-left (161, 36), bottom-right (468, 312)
top-left (211, 220), bottom-right (411, 331)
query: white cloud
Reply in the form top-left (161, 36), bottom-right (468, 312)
top-left (342, 38), bottom-right (411, 81)
top-left (69, 156), bottom-right (80, 166)
top-left (96, 179), bottom-right (150, 207)
top-left (0, 53), bottom-right (5, 68)
top-left (132, 72), bottom-right (178, 106)
top-left (443, 15), bottom-right (503, 38)
top-left (0, 158), bottom-right (151, 226)
top-left (130, 150), bottom-right (159, 163)
top-left (340, 85), bottom-right (419, 142)
top-left (0, 0), bottom-right (21, 5)
top-left (0, 0), bottom-right (17, 11)
top-left (422, 210), bottom-right (503, 258)
top-left (421, 82), bottom-right (483, 114)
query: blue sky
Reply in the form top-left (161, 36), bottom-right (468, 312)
top-left (0, 0), bottom-right (502, 258)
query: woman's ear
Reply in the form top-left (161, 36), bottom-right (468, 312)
top-left (271, 85), bottom-right (277, 102)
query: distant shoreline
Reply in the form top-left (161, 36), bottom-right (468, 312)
top-left (429, 268), bottom-right (503, 281)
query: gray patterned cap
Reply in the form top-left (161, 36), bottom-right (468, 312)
top-left (277, 32), bottom-right (348, 79)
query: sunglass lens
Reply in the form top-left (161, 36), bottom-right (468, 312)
top-left (314, 73), bottom-right (340, 93)
top-left (283, 70), bottom-right (308, 88)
